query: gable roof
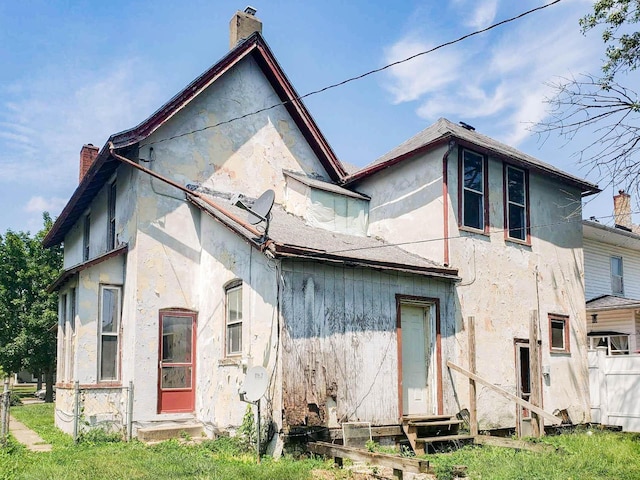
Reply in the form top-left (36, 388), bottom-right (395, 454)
top-left (188, 193), bottom-right (459, 280)
top-left (43, 32), bottom-right (345, 248)
top-left (344, 118), bottom-right (600, 195)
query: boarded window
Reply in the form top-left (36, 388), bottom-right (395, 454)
top-left (107, 181), bottom-right (117, 251)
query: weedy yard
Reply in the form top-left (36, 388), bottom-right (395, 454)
top-left (2, 403), bottom-right (640, 480)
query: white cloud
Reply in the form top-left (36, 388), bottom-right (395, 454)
top-left (0, 58), bottom-right (162, 188)
top-left (383, 38), bottom-right (465, 104)
top-left (381, 2), bottom-right (603, 147)
top-left (24, 195), bottom-right (67, 215)
top-left (464, 0), bottom-right (499, 29)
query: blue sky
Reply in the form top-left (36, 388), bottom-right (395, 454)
top-left (0, 0), bottom-right (632, 234)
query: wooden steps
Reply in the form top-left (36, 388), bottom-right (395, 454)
top-left (401, 415), bottom-right (472, 454)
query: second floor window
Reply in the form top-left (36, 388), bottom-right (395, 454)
top-left (611, 256), bottom-right (624, 295)
top-left (225, 281), bottom-right (243, 356)
top-left (83, 214), bottom-right (90, 261)
top-left (107, 181), bottom-right (116, 250)
top-left (461, 149), bottom-right (486, 230)
top-left (505, 165), bottom-right (528, 241)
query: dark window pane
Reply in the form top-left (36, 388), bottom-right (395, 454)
top-left (509, 205), bottom-right (526, 240)
top-left (551, 320), bottom-right (565, 349)
top-left (100, 336), bottom-right (118, 379)
top-left (464, 190), bottom-right (483, 229)
top-left (161, 366), bottom-right (192, 389)
top-left (508, 168), bottom-right (525, 205)
top-left (464, 152), bottom-right (483, 192)
top-left (162, 316), bottom-right (193, 363)
top-left (102, 288), bottom-right (118, 333)
top-left (227, 323), bottom-right (242, 354)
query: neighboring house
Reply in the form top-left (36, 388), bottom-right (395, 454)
top-left (584, 191), bottom-right (640, 355)
top-left (44, 9), bottom-right (599, 446)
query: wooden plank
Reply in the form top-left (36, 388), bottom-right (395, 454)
top-left (468, 316), bottom-right (478, 436)
top-left (308, 441), bottom-right (430, 474)
top-left (474, 435), bottom-right (558, 453)
top-left (416, 434), bottom-right (474, 444)
top-left (529, 311), bottom-right (543, 437)
top-left (329, 425), bottom-right (403, 440)
top-left (408, 420), bottom-right (462, 427)
top-left (447, 361), bottom-right (561, 424)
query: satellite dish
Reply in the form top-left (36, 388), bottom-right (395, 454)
top-left (243, 365), bottom-right (269, 402)
top-left (234, 190), bottom-right (275, 238)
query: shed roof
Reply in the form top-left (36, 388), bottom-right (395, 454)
top-left (188, 194), bottom-right (459, 280)
top-left (586, 294), bottom-right (640, 311)
top-left (43, 32), bottom-right (345, 248)
top-left (345, 118), bottom-right (600, 195)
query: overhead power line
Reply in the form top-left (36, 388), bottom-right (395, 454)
top-left (143, 0), bottom-right (563, 147)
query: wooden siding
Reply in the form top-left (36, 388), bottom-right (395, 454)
top-left (584, 237), bottom-right (640, 300)
top-left (280, 260), bottom-right (456, 428)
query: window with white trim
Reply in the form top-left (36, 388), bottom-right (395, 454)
top-left (58, 294), bottom-right (67, 383)
top-left (225, 281), bottom-right (243, 356)
top-left (611, 256), bottom-right (624, 295)
top-left (99, 285), bottom-right (121, 381)
top-left (461, 149), bottom-right (486, 230)
top-left (506, 165), bottom-right (528, 241)
top-left (589, 334), bottom-right (629, 355)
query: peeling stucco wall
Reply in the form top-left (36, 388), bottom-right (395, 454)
top-left (354, 146), bottom-right (590, 429)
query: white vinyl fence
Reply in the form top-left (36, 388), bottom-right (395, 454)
top-left (589, 347), bottom-right (640, 432)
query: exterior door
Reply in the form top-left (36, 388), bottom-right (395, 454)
top-left (515, 340), bottom-right (531, 436)
top-left (401, 305), bottom-right (435, 416)
top-left (158, 311), bottom-right (196, 413)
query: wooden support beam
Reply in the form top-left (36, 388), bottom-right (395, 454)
top-left (529, 311), bottom-right (543, 437)
top-left (308, 441), bottom-right (430, 475)
top-left (468, 316), bottom-right (478, 436)
top-left (447, 361), bottom-right (561, 425)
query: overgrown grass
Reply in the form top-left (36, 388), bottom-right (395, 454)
top-left (5, 404), bottom-right (640, 480)
top-left (1, 404), bottom-right (342, 480)
top-left (429, 428), bottom-right (640, 480)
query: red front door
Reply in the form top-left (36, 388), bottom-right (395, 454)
top-left (158, 310), bottom-right (196, 413)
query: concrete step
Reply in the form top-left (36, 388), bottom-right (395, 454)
top-left (137, 423), bottom-right (204, 442)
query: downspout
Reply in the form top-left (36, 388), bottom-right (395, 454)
top-left (442, 140), bottom-right (456, 266)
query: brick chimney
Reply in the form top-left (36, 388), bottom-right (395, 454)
top-left (229, 6), bottom-right (262, 49)
top-left (614, 190), bottom-right (633, 231)
top-left (79, 144), bottom-right (99, 182)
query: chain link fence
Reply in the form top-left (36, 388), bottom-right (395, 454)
top-left (55, 381), bottom-right (134, 442)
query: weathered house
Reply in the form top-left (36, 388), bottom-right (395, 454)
top-left (346, 118), bottom-right (599, 432)
top-left (44, 9), bottom-right (599, 447)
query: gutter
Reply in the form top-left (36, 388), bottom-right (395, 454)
top-left (442, 140), bottom-right (456, 266)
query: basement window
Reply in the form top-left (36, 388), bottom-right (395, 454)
top-left (549, 314), bottom-right (570, 354)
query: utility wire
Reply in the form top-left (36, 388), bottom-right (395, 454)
top-left (325, 209), bottom-right (635, 254)
top-left (142, 0), bottom-right (563, 147)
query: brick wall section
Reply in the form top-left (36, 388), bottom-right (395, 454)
top-left (79, 144), bottom-right (99, 182)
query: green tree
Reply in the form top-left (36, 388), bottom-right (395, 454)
top-left (537, 1), bottom-right (640, 197)
top-left (0, 214), bottom-right (62, 401)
